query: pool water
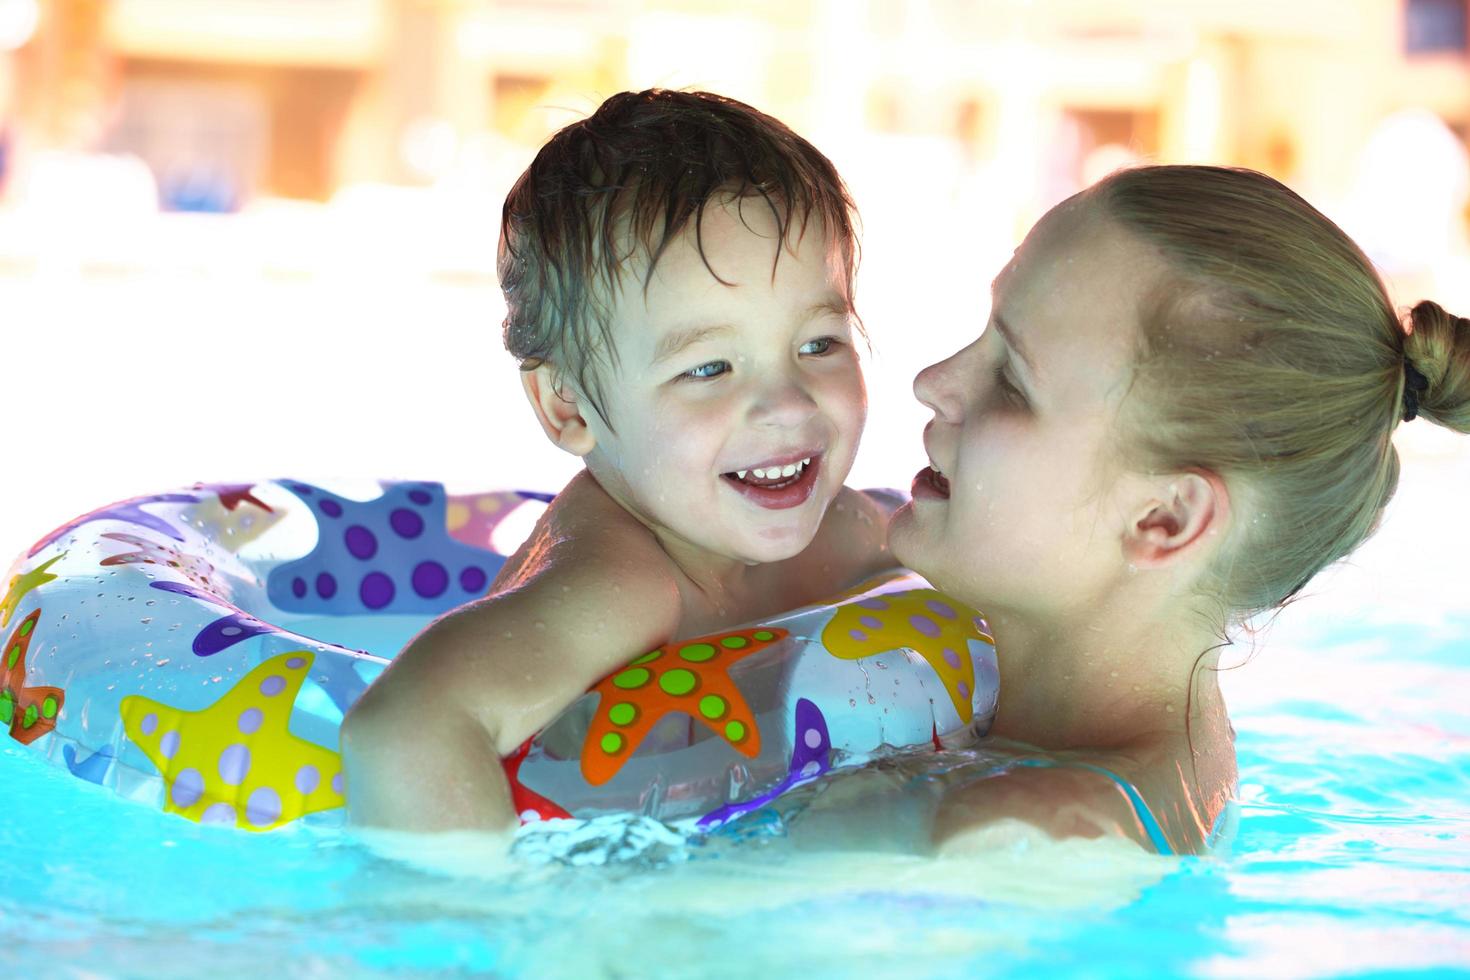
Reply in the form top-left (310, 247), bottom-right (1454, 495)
top-left (4, 454), bottom-right (1469, 978)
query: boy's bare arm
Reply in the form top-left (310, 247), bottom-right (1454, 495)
top-left (341, 538), bottom-right (681, 834)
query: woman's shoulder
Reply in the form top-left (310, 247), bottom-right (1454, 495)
top-left (931, 732), bottom-right (1235, 857)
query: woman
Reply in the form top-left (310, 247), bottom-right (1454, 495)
top-left (854, 164), bottom-right (1470, 856)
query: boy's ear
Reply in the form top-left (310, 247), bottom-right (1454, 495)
top-left (521, 363), bottom-right (596, 457)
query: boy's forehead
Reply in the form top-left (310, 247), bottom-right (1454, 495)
top-left (609, 199), bottom-right (849, 339)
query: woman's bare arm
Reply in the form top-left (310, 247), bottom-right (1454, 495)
top-left (930, 762), bottom-right (1183, 856)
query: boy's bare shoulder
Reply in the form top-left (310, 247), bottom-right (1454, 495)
top-left (494, 471), bottom-right (682, 599)
top-left (499, 473), bottom-right (683, 634)
top-left (354, 472), bottom-right (683, 753)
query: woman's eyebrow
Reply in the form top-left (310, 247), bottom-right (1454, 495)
top-left (988, 273), bottom-right (1041, 383)
top-left (991, 310), bottom-right (1041, 385)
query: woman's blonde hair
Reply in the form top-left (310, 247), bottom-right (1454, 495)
top-left (1093, 165), bottom-right (1470, 624)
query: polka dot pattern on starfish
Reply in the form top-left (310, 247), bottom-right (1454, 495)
top-left (1, 608), bottom-right (65, 746)
top-left (580, 627), bottom-right (789, 785)
top-left (119, 651), bottom-right (345, 831)
top-left (266, 481), bottom-right (505, 615)
top-left (444, 490), bottom-right (539, 550)
top-left (822, 589), bottom-right (995, 723)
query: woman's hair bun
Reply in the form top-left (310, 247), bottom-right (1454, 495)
top-left (1404, 300), bottom-right (1470, 432)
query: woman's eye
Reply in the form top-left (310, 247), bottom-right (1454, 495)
top-left (993, 364), bottom-right (1025, 406)
top-left (800, 336), bottom-right (840, 356)
top-left (682, 360), bottom-right (729, 380)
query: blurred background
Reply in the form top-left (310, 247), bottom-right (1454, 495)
top-left (2, 0), bottom-right (1469, 561)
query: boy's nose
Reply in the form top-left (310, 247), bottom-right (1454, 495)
top-left (749, 378), bottom-right (820, 429)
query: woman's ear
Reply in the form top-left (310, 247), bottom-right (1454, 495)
top-left (521, 363), bottom-right (596, 457)
top-left (1123, 469), bottom-right (1230, 568)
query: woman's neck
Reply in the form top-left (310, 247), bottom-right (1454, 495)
top-left (981, 601), bottom-right (1227, 753)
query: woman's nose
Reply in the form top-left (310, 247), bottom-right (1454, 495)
top-left (914, 349), bottom-right (966, 422)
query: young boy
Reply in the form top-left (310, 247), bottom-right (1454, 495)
top-left (341, 90), bottom-right (895, 834)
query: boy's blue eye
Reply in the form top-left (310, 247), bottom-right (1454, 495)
top-left (800, 337), bottom-right (840, 356)
top-left (683, 360), bottom-right (729, 380)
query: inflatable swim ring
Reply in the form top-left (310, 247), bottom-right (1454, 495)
top-left (1, 480), bottom-right (999, 832)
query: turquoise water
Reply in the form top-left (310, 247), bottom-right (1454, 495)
top-left (3, 604), bottom-right (1467, 978)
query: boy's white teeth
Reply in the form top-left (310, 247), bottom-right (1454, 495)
top-left (736, 458), bottom-right (811, 482)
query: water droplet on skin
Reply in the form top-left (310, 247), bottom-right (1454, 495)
top-left (534, 621), bottom-right (545, 630)
top-left (503, 631), bottom-right (513, 640)
top-left (1166, 704), bottom-right (1175, 713)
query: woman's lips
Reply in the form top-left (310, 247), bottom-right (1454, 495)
top-left (722, 456), bottom-right (821, 510)
top-left (911, 466), bottom-right (950, 500)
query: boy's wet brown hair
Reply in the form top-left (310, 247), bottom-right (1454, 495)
top-left (497, 89), bottom-right (861, 428)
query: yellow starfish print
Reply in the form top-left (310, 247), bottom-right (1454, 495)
top-left (822, 589), bottom-right (994, 723)
top-left (0, 554), bottom-right (64, 629)
top-left (120, 651), bottom-right (344, 831)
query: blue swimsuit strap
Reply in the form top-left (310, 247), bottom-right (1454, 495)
top-left (1011, 758), bottom-right (1177, 856)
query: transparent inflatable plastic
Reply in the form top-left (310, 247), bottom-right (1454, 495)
top-left (1, 480), bottom-right (997, 832)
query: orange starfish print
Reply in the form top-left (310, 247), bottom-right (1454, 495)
top-left (2, 608), bottom-right (65, 746)
top-left (580, 627), bottom-right (789, 785)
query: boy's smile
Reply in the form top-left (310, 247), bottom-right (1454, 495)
top-left (572, 193), bottom-right (866, 566)
top-left (720, 451), bottom-right (822, 510)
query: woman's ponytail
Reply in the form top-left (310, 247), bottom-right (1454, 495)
top-left (1403, 301), bottom-right (1470, 433)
